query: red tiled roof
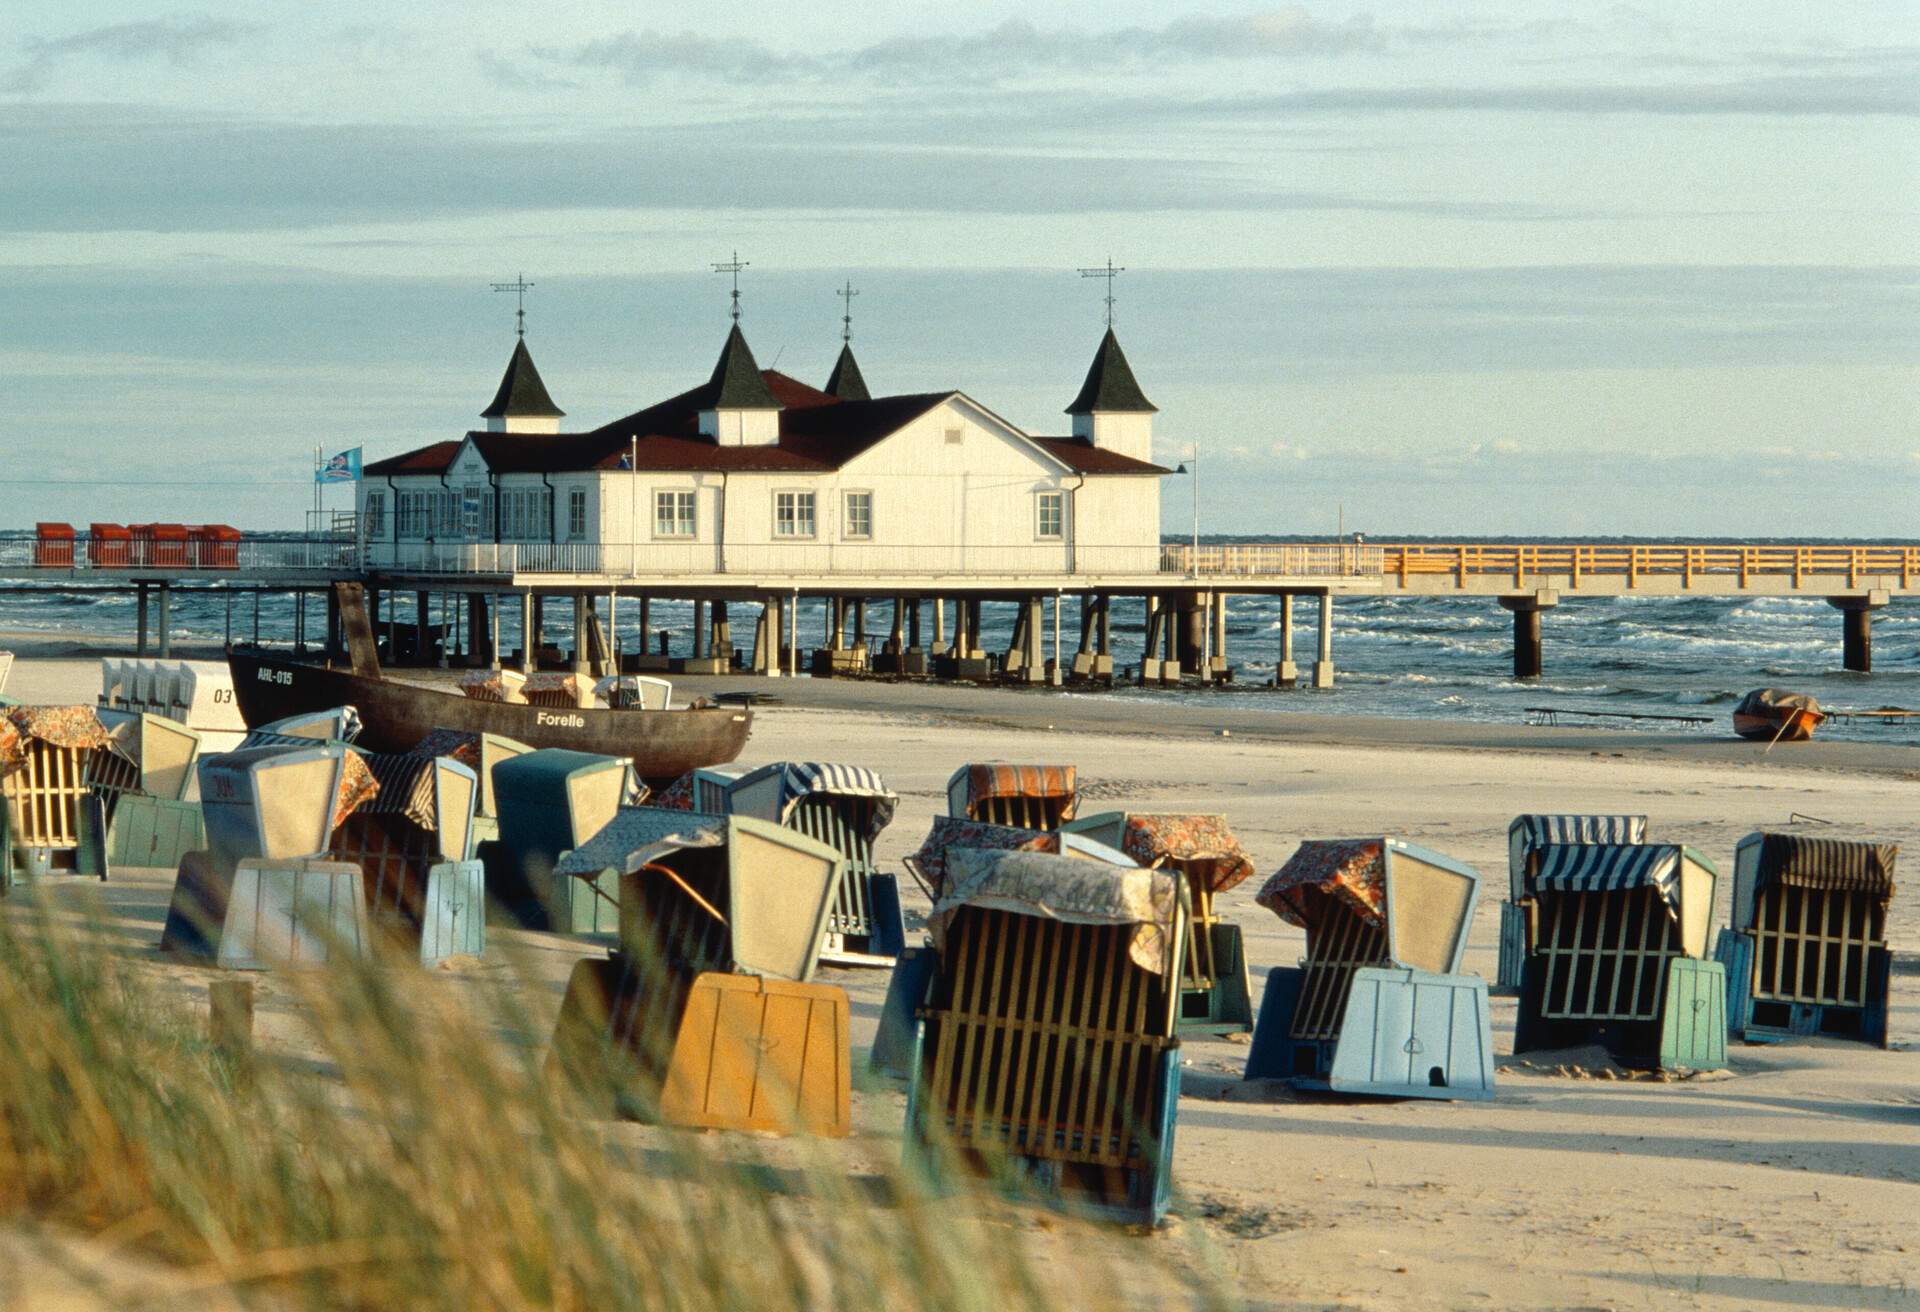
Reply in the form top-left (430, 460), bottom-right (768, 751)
top-left (364, 441), bottom-right (461, 476)
top-left (1031, 438), bottom-right (1171, 475)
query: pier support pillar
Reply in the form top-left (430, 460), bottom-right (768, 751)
top-left (966, 600), bottom-right (983, 660)
top-left (1498, 590), bottom-right (1559, 681)
top-left (1096, 593), bottom-right (1113, 679)
top-left (465, 594), bottom-right (489, 668)
top-left (1830, 592), bottom-right (1889, 673)
top-left (135, 584), bottom-right (149, 656)
top-left (1210, 592), bottom-right (1228, 681)
top-left (571, 595), bottom-right (589, 674)
top-left (1176, 590), bottom-right (1204, 676)
top-left (157, 584), bottom-right (172, 659)
top-left (1141, 595), bottom-right (1163, 685)
top-left (1023, 595), bottom-right (1046, 684)
top-left (1312, 593), bottom-right (1334, 690)
top-left (1276, 594), bottom-right (1297, 687)
top-left (416, 591), bottom-right (432, 666)
top-left (711, 600), bottom-right (731, 668)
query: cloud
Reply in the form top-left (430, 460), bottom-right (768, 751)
top-left (7, 14), bottom-right (258, 94)
top-left (1268, 440), bottom-right (1310, 461)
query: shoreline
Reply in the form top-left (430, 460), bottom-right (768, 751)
top-left (7, 627), bottom-right (1919, 776)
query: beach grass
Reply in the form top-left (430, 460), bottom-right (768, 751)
top-left (0, 887), bottom-right (1227, 1310)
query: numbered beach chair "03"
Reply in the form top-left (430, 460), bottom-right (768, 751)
top-left (1246, 838), bottom-right (1495, 1099)
top-left (546, 810), bottom-right (852, 1136)
top-left (946, 763), bottom-right (1078, 830)
top-left (903, 848), bottom-right (1187, 1226)
top-left (1716, 832), bottom-right (1896, 1047)
top-left (1499, 815), bottom-right (1648, 993)
top-left (693, 760), bottom-right (906, 966)
top-left (1062, 811), bottom-right (1256, 1036)
top-left (1512, 842), bottom-right (1725, 1070)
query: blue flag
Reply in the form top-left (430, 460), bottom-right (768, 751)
top-left (316, 447), bottom-right (362, 483)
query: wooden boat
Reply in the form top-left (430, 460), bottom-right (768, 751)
top-left (1732, 688), bottom-right (1825, 743)
top-left (225, 584), bottom-right (751, 785)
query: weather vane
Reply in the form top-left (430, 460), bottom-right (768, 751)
top-left (712, 251), bottom-right (749, 323)
top-left (837, 279), bottom-right (859, 344)
top-left (1077, 258), bottom-right (1125, 327)
top-left (490, 274), bottom-right (535, 338)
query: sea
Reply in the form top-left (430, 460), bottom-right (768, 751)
top-left (3, 535), bottom-right (1915, 746)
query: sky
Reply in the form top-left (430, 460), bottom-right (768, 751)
top-left (3, 2), bottom-right (1916, 535)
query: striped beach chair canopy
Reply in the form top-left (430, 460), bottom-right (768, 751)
top-left (933, 847), bottom-right (1182, 977)
top-left (554, 807), bottom-right (727, 880)
top-left (242, 706), bottom-right (364, 749)
top-left (1508, 814), bottom-right (1648, 902)
top-left (1531, 843), bottom-right (1706, 918)
top-left (946, 763), bottom-right (1078, 820)
top-left (776, 762), bottom-right (897, 841)
top-left (1750, 833), bottom-right (1896, 901)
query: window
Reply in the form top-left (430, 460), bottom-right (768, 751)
top-left (843, 490), bottom-right (872, 539)
top-left (498, 489), bottom-right (553, 541)
top-left (364, 492), bottom-right (386, 539)
top-left (774, 490), bottom-right (816, 538)
top-left (1036, 491), bottom-right (1064, 540)
top-left (654, 490), bottom-right (696, 538)
top-left (568, 488), bottom-right (588, 540)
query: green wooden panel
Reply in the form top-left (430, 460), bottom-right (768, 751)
top-left (106, 796), bottom-right (206, 872)
top-left (1659, 958), bottom-right (1728, 1071)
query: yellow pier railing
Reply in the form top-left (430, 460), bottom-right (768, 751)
top-left (1373, 543), bottom-right (1920, 590)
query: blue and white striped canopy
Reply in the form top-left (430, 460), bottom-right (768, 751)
top-left (1533, 843), bottom-right (1682, 915)
top-left (778, 762), bottom-right (897, 840)
top-left (1513, 814), bottom-right (1647, 848)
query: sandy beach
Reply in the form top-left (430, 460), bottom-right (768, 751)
top-left (4, 646), bottom-right (1917, 1310)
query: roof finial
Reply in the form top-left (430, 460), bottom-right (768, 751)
top-left (838, 279), bottom-right (859, 344)
top-left (1076, 257), bottom-right (1124, 328)
top-left (712, 250), bottom-right (749, 323)
top-left (490, 273), bottom-right (535, 339)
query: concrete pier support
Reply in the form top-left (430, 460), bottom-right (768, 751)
top-left (571, 595), bottom-right (589, 674)
top-left (966, 600), bottom-right (983, 659)
top-left (1498, 590), bottom-right (1558, 680)
top-left (711, 600), bottom-right (731, 667)
top-left (466, 593), bottom-right (491, 667)
top-left (1177, 591), bottom-right (1204, 677)
top-left (157, 584), bottom-right (172, 659)
top-left (135, 584), bottom-right (149, 656)
top-left (1312, 593), bottom-right (1334, 689)
top-left (1022, 595), bottom-right (1045, 683)
top-left (1830, 592), bottom-right (1889, 673)
top-left (1140, 595), bottom-right (1163, 684)
top-left (930, 598), bottom-right (947, 657)
top-left (1073, 595), bottom-right (1096, 677)
top-left (1275, 594), bottom-right (1297, 687)
top-left (692, 599), bottom-right (707, 659)
top-left (1210, 592), bottom-right (1228, 680)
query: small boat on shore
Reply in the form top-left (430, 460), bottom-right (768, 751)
top-left (1732, 688), bottom-right (1825, 743)
top-left (224, 585), bottom-right (751, 785)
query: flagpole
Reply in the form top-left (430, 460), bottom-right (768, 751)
top-left (313, 444), bottom-right (322, 530)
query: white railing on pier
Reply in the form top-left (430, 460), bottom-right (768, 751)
top-left (1158, 543), bottom-right (1383, 577)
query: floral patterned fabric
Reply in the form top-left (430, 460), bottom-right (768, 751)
top-left (332, 750), bottom-right (380, 832)
top-left (1256, 839), bottom-right (1387, 931)
top-left (1114, 813), bottom-right (1256, 893)
top-left (650, 771), bottom-right (696, 811)
top-left (0, 704), bottom-right (123, 778)
top-left (932, 848), bottom-right (1181, 976)
top-left (409, 728), bottom-right (483, 769)
top-left (906, 815), bottom-right (1060, 897)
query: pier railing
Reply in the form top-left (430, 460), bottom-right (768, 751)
top-left (1378, 543), bottom-right (1920, 589)
top-left (1159, 543), bottom-right (1382, 577)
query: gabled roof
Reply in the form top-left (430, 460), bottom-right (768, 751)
top-left (480, 339), bottom-right (564, 419)
top-left (688, 324), bottom-right (780, 411)
top-left (365, 440), bottom-right (461, 476)
top-left (1030, 437), bottom-right (1171, 475)
top-left (1065, 327), bottom-right (1157, 415)
top-left (824, 343), bottom-right (870, 401)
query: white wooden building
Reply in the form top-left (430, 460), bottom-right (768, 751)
top-left (359, 323), bottom-right (1170, 578)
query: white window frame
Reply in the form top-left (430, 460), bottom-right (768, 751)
top-left (842, 489), bottom-right (873, 540)
top-left (654, 489), bottom-right (697, 539)
top-left (774, 489), bottom-right (817, 539)
top-left (1035, 490), bottom-right (1065, 541)
top-left (567, 488), bottom-right (588, 540)
top-left (364, 491), bottom-right (386, 539)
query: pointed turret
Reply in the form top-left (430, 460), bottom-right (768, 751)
top-left (824, 343), bottom-right (870, 402)
top-left (481, 338), bottom-right (565, 434)
top-left (696, 324), bottom-right (782, 444)
top-left (1065, 328), bottom-right (1155, 461)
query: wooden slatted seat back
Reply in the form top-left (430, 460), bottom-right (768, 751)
top-left (1176, 858), bottom-right (1220, 994)
top-left (1287, 891), bottom-right (1390, 1042)
top-left (2, 740), bottom-right (94, 849)
top-left (1751, 884), bottom-right (1884, 1009)
top-left (1535, 887), bottom-right (1681, 1022)
top-left (329, 811), bottom-right (435, 928)
top-left (789, 795), bottom-right (877, 939)
top-left (973, 794), bottom-right (1070, 831)
top-left (920, 905), bottom-right (1174, 1173)
top-left (612, 847), bottom-right (733, 1083)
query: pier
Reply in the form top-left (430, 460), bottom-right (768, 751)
top-left (3, 535), bottom-right (1913, 683)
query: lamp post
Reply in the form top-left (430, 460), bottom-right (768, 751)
top-left (1173, 443), bottom-right (1198, 576)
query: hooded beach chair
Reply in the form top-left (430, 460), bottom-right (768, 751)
top-left (161, 743), bottom-right (376, 969)
top-left (408, 727), bottom-right (533, 854)
top-left (1512, 842), bottom-right (1724, 1070)
top-left (1716, 832), bottom-right (1896, 1047)
top-left (901, 847), bottom-right (1187, 1225)
top-left (0, 704), bottom-right (135, 885)
top-left (1245, 838), bottom-right (1495, 1099)
top-left (946, 763), bottom-right (1078, 830)
top-left (1063, 811), bottom-right (1256, 1035)
top-left (1499, 815), bottom-right (1649, 993)
top-left (692, 761), bottom-right (905, 966)
top-left (485, 748), bottom-right (643, 931)
top-left (77, 709), bottom-right (204, 877)
top-left (545, 809), bottom-right (851, 1135)
top-left (326, 751), bottom-right (483, 965)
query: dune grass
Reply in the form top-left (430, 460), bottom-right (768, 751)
top-left (0, 887), bottom-right (1229, 1311)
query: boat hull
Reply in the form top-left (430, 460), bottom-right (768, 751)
top-left (1732, 708), bottom-right (1823, 743)
top-left (226, 649), bottom-right (751, 784)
